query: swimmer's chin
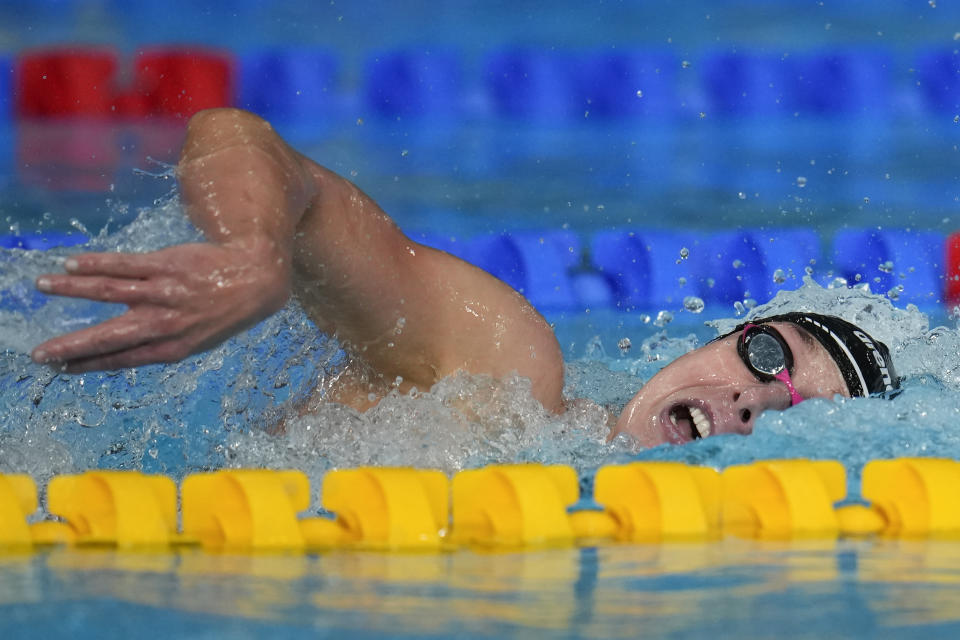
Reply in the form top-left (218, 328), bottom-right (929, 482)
top-left (610, 403), bottom-right (668, 448)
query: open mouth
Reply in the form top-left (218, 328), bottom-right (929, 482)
top-left (668, 403), bottom-right (712, 440)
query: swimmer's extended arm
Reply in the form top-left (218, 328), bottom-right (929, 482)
top-left (32, 108), bottom-right (564, 413)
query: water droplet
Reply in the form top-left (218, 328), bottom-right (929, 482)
top-left (887, 285), bottom-right (903, 300)
top-left (681, 60), bottom-right (691, 69)
top-left (732, 259), bottom-right (743, 269)
top-left (679, 247), bottom-right (690, 259)
top-left (683, 296), bottom-right (705, 313)
top-left (772, 268), bottom-right (786, 284)
top-left (796, 176), bottom-right (807, 188)
top-left (618, 337), bottom-right (632, 354)
top-left (878, 260), bottom-right (894, 273)
top-left (733, 301), bottom-right (746, 316)
top-left (636, 89), bottom-right (644, 98)
top-left (737, 191), bottom-right (747, 200)
top-left (653, 310), bottom-right (674, 327)
top-left (678, 277), bottom-right (687, 287)
top-left (863, 196), bottom-right (870, 204)
top-left (401, 149), bottom-right (409, 157)
top-left (743, 298), bottom-right (757, 309)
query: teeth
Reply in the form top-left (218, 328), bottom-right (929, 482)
top-left (670, 412), bottom-right (678, 426)
top-left (690, 407), bottom-right (712, 438)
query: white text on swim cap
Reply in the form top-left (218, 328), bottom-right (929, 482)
top-left (853, 330), bottom-right (894, 391)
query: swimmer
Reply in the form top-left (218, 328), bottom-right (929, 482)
top-left (28, 108), bottom-right (899, 447)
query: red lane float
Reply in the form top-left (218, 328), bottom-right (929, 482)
top-left (947, 232), bottom-right (960, 308)
top-left (15, 47), bottom-right (233, 120)
top-left (133, 49), bottom-right (233, 119)
top-left (16, 49), bottom-right (117, 118)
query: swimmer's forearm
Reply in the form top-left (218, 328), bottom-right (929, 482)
top-left (177, 108), bottom-right (316, 268)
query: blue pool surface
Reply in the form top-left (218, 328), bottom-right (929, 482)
top-left (4, 541), bottom-right (960, 639)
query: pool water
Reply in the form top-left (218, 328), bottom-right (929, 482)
top-left (4, 540), bottom-right (960, 639)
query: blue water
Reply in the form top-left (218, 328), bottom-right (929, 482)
top-left (4, 541), bottom-right (960, 639)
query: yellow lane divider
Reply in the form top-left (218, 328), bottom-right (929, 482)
top-left (1, 458), bottom-right (959, 552)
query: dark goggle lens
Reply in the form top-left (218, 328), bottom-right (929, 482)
top-left (745, 331), bottom-right (787, 376)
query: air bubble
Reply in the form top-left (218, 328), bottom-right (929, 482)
top-left (772, 268), bottom-right (786, 284)
top-left (878, 260), bottom-right (894, 273)
top-left (887, 285), bottom-right (904, 300)
top-left (796, 176), bottom-right (807, 188)
top-left (828, 277), bottom-right (848, 289)
top-left (737, 191), bottom-right (747, 200)
top-left (732, 259), bottom-right (743, 269)
top-left (618, 337), bottom-right (632, 354)
top-left (679, 247), bottom-right (690, 259)
top-left (683, 296), bottom-right (705, 313)
top-left (636, 90), bottom-right (643, 98)
top-left (653, 310), bottom-right (674, 327)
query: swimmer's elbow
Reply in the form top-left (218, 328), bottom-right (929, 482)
top-left (181, 108), bottom-right (276, 163)
top-left (186, 107), bottom-right (268, 134)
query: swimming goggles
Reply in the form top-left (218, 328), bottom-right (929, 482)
top-left (737, 323), bottom-right (805, 406)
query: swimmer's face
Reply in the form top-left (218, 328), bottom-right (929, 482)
top-left (611, 322), bottom-right (848, 447)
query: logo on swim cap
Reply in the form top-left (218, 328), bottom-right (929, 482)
top-left (852, 329), bottom-right (894, 392)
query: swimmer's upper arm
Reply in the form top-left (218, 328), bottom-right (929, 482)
top-left (288, 157), bottom-right (565, 414)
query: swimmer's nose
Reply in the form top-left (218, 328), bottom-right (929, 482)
top-left (713, 384), bottom-right (791, 436)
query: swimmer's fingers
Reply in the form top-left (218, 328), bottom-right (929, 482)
top-left (36, 274), bottom-right (178, 305)
top-left (30, 310), bottom-right (175, 365)
top-left (59, 251), bottom-right (176, 278)
top-left (52, 340), bottom-right (192, 374)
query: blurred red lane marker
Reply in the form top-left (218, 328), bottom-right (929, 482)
top-left (134, 49), bottom-right (233, 119)
top-left (15, 47), bottom-right (233, 120)
top-left (947, 232), bottom-right (960, 308)
top-left (16, 49), bottom-right (117, 118)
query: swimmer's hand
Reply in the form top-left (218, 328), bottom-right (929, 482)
top-left (30, 242), bottom-right (289, 372)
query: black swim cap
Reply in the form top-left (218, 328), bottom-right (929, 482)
top-left (746, 312), bottom-right (899, 397)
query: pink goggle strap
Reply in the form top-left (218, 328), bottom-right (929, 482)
top-left (773, 369), bottom-right (806, 406)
